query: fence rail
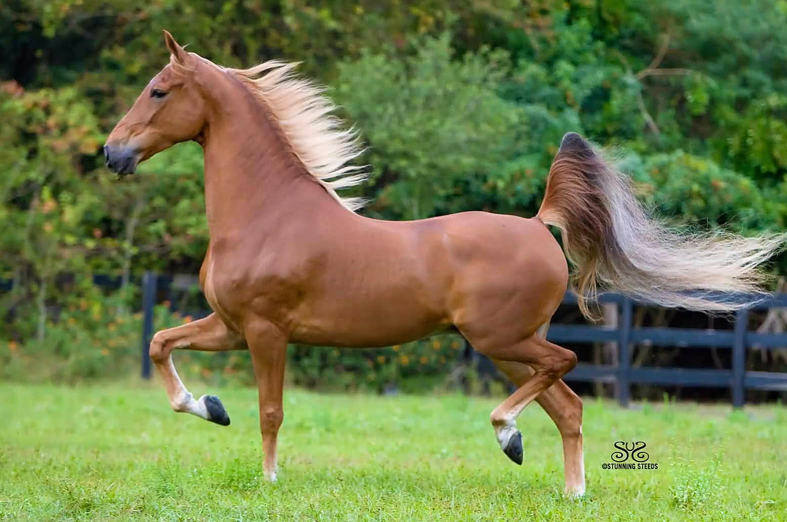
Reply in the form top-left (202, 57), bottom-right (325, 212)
top-left (549, 294), bottom-right (787, 406)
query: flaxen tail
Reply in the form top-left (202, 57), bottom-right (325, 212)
top-left (537, 132), bottom-right (786, 319)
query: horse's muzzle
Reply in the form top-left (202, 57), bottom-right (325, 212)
top-left (103, 144), bottom-right (138, 176)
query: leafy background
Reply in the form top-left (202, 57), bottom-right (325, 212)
top-left (3, 0), bottom-right (787, 389)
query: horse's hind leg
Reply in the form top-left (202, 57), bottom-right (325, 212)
top-left (470, 335), bottom-right (577, 466)
top-left (149, 313), bottom-right (246, 425)
top-left (492, 359), bottom-right (585, 497)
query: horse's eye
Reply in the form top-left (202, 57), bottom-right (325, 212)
top-left (150, 89), bottom-right (168, 99)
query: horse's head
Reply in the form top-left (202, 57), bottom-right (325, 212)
top-left (104, 31), bottom-right (206, 176)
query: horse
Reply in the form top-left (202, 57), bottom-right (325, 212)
top-left (104, 31), bottom-right (784, 496)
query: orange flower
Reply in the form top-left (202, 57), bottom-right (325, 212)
top-left (183, 315), bottom-right (193, 323)
top-left (41, 199), bottom-right (58, 214)
top-left (8, 340), bottom-right (18, 353)
top-left (451, 340), bottom-right (460, 349)
top-left (100, 348), bottom-right (109, 356)
top-left (419, 356), bottom-right (428, 365)
top-left (392, 345), bottom-right (400, 352)
top-left (400, 355), bottom-right (409, 365)
top-left (376, 355), bottom-right (385, 364)
top-left (432, 339), bottom-right (441, 350)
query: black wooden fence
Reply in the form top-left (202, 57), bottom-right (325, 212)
top-left (549, 292), bottom-right (787, 407)
top-left (137, 272), bottom-right (787, 408)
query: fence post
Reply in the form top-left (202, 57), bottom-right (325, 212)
top-left (616, 297), bottom-right (633, 407)
top-left (732, 307), bottom-right (748, 408)
top-left (141, 271), bottom-right (157, 380)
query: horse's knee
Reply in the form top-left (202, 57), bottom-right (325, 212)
top-left (260, 406), bottom-right (283, 433)
top-left (149, 331), bottom-right (169, 363)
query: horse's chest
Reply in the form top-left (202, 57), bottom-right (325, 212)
top-left (202, 249), bottom-right (300, 331)
top-left (202, 255), bottom-right (245, 331)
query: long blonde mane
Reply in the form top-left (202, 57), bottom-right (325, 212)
top-left (227, 61), bottom-right (366, 212)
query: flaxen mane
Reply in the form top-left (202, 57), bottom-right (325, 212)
top-left (228, 61), bottom-right (367, 211)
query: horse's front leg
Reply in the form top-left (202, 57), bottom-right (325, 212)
top-left (149, 313), bottom-right (246, 425)
top-left (246, 320), bottom-right (288, 482)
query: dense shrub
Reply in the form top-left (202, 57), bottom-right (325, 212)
top-left (4, 0), bottom-right (787, 383)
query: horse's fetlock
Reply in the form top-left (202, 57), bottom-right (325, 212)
top-left (490, 408), bottom-right (512, 429)
top-left (170, 391), bottom-right (193, 412)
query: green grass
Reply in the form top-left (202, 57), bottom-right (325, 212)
top-left (1, 384), bottom-right (786, 521)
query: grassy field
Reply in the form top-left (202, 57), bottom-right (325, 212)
top-left (1, 384), bottom-right (786, 521)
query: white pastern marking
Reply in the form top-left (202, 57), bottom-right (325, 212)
top-left (494, 420), bottom-right (518, 450)
top-left (189, 395), bottom-right (210, 420)
top-left (566, 446), bottom-right (587, 498)
top-left (171, 389), bottom-right (209, 420)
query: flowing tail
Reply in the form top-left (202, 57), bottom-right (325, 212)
top-left (537, 132), bottom-right (786, 319)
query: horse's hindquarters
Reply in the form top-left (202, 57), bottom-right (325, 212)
top-left (442, 213), bottom-right (568, 346)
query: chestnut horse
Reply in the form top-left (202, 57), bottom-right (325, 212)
top-left (105, 31), bottom-right (784, 496)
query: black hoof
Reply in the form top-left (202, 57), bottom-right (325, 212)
top-left (204, 395), bottom-right (230, 426)
top-left (503, 430), bottom-right (523, 465)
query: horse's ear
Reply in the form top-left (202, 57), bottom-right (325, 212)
top-left (163, 30), bottom-right (188, 64)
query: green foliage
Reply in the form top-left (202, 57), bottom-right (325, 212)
top-left (288, 334), bottom-right (465, 392)
top-left (1, 287), bottom-right (140, 383)
top-left (4, 0), bottom-right (787, 382)
top-left (631, 151), bottom-right (777, 230)
top-left (336, 34), bottom-right (525, 219)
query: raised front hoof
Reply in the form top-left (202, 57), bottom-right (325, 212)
top-left (503, 430), bottom-right (523, 465)
top-left (204, 395), bottom-right (230, 426)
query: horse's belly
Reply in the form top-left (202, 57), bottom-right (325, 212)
top-left (288, 291), bottom-right (448, 348)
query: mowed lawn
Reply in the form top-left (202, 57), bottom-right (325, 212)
top-left (1, 384), bottom-right (786, 521)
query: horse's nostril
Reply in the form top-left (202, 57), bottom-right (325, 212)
top-left (103, 145), bottom-right (110, 165)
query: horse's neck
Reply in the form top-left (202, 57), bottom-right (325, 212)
top-left (200, 90), bottom-right (346, 246)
